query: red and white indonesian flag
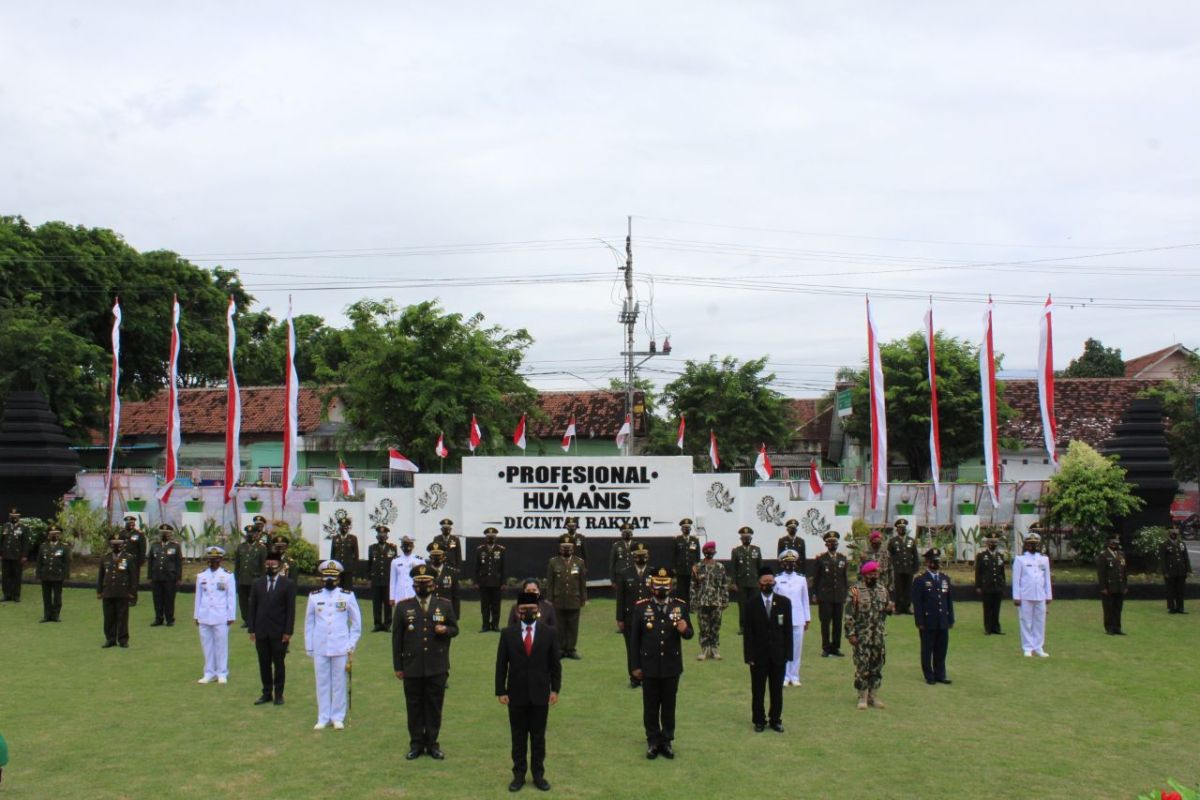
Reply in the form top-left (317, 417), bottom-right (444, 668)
top-left (561, 415), bottom-right (576, 452)
top-left (223, 296), bottom-right (241, 505)
top-left (866, 297), bottom-right (888, 510)
top-left (469, 414), bottom-right (482, 453)
top-left (389, 448), bottom-right (420, 472)
top-left (282, 296), bottom-right (299, 506)
top-left (513, 414), bottom-right (527, 451)
top-left (102, 299), bottom-right (122, 508)
top-left (615, 414), bottom-right (632, 450)
top-left (1038, 296), bottom-right (1058, 468)
top-left (157, 296), bottom-right (182, 503)
top-left (435, 432), bottom-right (449, 458)
top-left (925, 302), bottom-right (942, 506)
top-left (338, 460), bottom-right (355, 497)
top-left (808, 458), bottom-right (824, 499)
top-left (980, 297), bottom-right (1001, 507)
top-left (675, 415), bottom-right (686, 450)
top-left (754, 443), bottom-right (773, 481)
top-left (708, 430), bottom-right (720, 470)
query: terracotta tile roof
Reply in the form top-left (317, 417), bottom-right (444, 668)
top-left (1124, 344), bottom-right (1189, 378)
top-left (796, 405), bottom-right (833, 445)
top-left (120, 387), bottom-right (326, 437)
top-left (531, 390), bottom-right (645, 438)
top-left (787, 398), bottom-right (820, 428)
top-left (1000, 378), bottom-right (1161, 448)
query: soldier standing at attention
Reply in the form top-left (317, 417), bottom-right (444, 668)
top-left (234, 525), bottom-right (266, 628)
top-left (330, 516), bottom-right (359, 591)
top-left (306, 560), bottom-right (362, 730)
top-left (367, 525), bottom-right (398, 632)
top-left (809, 532), bottom-right (849, 657)
top-left (974, 533), bottom-right (1006, 635)
top-left (672, 518), bottom-right (701, 603)
top-left (844, 560), bottom-right (893, 710)
top-left (1012, 532), bottom-right (1052, 657)
top-left (0, 508), bottom-right (29, 603)
top-left (615, 542), bottom-right (653, 687)
top-left (777, 519), bottom-right (806, 568)
top-left (1160, 525), bottom-right (1192, 614)
top-left (97, 532), bottom-right (135, 648)
top-left (393, 564), bottom-right (458, 758)
top-left (148, 523), bottom-right (183, 626)
top-left (692, 541), bottom-right (729, 661)
top-left (36, 525), bottom-right (71, 622)
top-left (609, 522), bottom-right (637, 598)
top-left (773, 550), bottom-right (810, 687)
top-left (474, 527), bottom-right (505, 632)
top-left (887, 519), bottom-right (919, 614)
top-left (546, 534), bottom-right (587, 660)
top-left (730, 526), bottom-right (762, 635)
top-left (630, 568), bottom-right (692, 760)
top-left (121, 515), bottom-right (147, 607)
top-left (429, 544), bottom-right (461, 621)
top-left (194, 546), bottom-right (237, 685)
top-left (428, 518), bottom-right (463, 569)
top-left (1098, 535), bottom-right (1129, 635)
top-left (913, 548), bottom-right (954, 685)
top-left (564, 517), bottom-right (587, 564)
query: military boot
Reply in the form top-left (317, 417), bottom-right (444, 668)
top-left (711, 647), bottom-right (722, 661)
top-left (868, 690), bottom-right (886, 709)
top-left (856, 691), bottom-right (868, 710)
top-left (696, 648), bottom-right (707, 661)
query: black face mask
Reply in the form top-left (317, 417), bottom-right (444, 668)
top-left (377, 536), bottom-right (388, 543)
top-left (559, 548), bottom-right (571, 558)
top-left (782, 562), bottom-right (795, 573)
top-left (827, 543), bottom-right (837, 552)
top-left (740, 537), bottom-right (752, 546)
top-left (761, 584), bottom-right (774, 595)
top-left (653, 588), bottom-right (669, 600)
top-left (431, 558), bottom-right (444, 567)
top-left (634, 557), bottom-right (648, 566)
top-left (622, 532), bottom-right (632, 540)
top-left (111, 543), bottom-right (123, 552)
top-left (865, 576), bottom-right (878, 587)
top-left (928, 562), bottom-right (940, 572)
top-left (265, 565), bottom-right (279, 576)
top-left (208, 560), bottom-right (222, 570)
top-left (519, 610), bottom-right (538, 623)
top-left (323, 578), bottom-right (338, 589)
top-left (415, 584), bottom-right (433, 597)
top-left (401, 544), bottom-right (413, 554)
top-left (161, 535), bottom-right (170, 542)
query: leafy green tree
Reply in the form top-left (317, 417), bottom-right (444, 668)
top-left (320, 299), bottom-right (536, 467)
top-left (1143, 349), bottom-right (1200, 482)
top-left (645, 355), bottom-right (792, 469)
top-left (840, 330), bottom-right (1014, 478)
top-left (1042, 441), bottom-right (1145, 562)
top-left (1062, 338), bottom-right (1125, 378)
top-left (234, 311), bottom-right (347, 386)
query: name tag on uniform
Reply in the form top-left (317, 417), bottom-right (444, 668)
top-left (54, 549), bottom-right (64, 557)
top-left (167, 548), bottom-right (176, 555)
top-left (570, 567), bottom-right (579, 574)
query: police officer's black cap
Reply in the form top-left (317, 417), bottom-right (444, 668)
top-left (110, 531), bottom-right (126, 541)
top-left (47, 524), bottom-right (62, 534)
top-left (565, 517), bottom-right (579, 525)
top-left (924, 548), bottom-right (941, 561)
top-left (517, 591), bottom-right (539, 606)
top-left (649, 567), bottom-right (673, 587)
top-left (557, 533), bottom-right (575, 545)
top-left (758, 565), bottom-right (776, 577)
top-left (243, 524), bottom-right (256, 534)
top-left (823, 532), bottom-right (840, 542)
top-left (738, 526), bottom-right (753, 535)
top-left (631, 541), bottom-right (649, 555)
top-left (271, 533), bottom-right (290, 545)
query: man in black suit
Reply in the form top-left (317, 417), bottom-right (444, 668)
top-left (496, 592), bottom-right (561, 793)
top-left (247, 551), bottom-right (297, 706)
top-left (630, 568), bottom-right (693, 760)
top-left (743, 565), bottom-right (792, 733)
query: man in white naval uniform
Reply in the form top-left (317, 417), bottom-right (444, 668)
top-left (1012, 532), bottom-right (1052, 658)
top-left (774, 550), bottom-right (812, 686)
top-left (194, 546), bottom-right (237, 684)
top-left (389, 536), bottom-right (426, 607)
top-left (306, 560), bottom-right (362, 729)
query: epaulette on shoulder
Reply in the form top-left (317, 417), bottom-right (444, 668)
top-left (340, 588), bottom-right (353, 594)
top-left (635, 598), bottom-right (651, 605)
top-left (672, 598), bottom-right (689, 606)
top-left (310, 589), bottom-right (321, 595)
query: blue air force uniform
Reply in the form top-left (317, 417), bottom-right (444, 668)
top-left (912, 549), bottom-right (955, 684)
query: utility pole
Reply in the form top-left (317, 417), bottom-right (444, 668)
top-left (618, 216), bottom-right (667, 456)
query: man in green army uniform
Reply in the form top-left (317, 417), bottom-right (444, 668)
top-left (730, 526), bottom-right (762, 634)
top-left (1159, 526), bottom-right (1192, 614)
top-left (615, 542), bottom-right (653, 686)
top-left (692, 541), bottom-right (729, 660)
top-left (252, 514), bottom-right (268, 538)
top-left (1, 508), bottom-right (30, 602)
top-left (121, 515), bottom-right (148, 607)
top-left (148, 523), bottom-right (184, 626)
top-left (609, 522), bottom-right (638, 600)
top-left (546, 534), bottom-right (587, 659)
top-left (475, 527), bottom-right (506, 632)
top-left (886, 519), bottom-right (919, 614)
top-left (564, 517), bottom-right (587, 564)
top-left (974, 533), bottom-right (1006, 634)
top-left (97, 532), bottom-right (136, 647)
top-left (777, 519), bottom-right (806, 567)
top-left (1098, 535), bottom-right (1129, 635)
top-left (270, 533), bottom-right (295, 579)
top-left (368, 525), bottom-right (398, 631)
top-left (428, 518), bottom-right (463, 569)
top-left (672, 518), bottom-right (701, 603)
top-left (330, 516), bottom-right (359, 590)
top-left (844, 560), bottom-right (893, 710)
top-left (429, 544), bottom-right (461, 621)
top-left (235, 524), bottom-right (267, 627)
top-left (36, 525), bottom-right (71, 622)
top-left (810, 532), bottom-right (849, 657)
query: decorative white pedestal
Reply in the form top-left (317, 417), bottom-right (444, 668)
top-left (180, 511), bottom-right (206, 559)
top-left (955, 515), bottom-right (980, 562)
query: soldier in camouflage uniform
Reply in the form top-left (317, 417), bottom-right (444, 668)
top-left (844, 560), bottom-right (893, 710)
top-left (368, 525), bottom-right (399, 631)
top-left (691, 541), bottom-right (729, 660)
top-left (730, 526), bottom-right (762, 635)
top-left (859, 531), bottom-right (891, 594)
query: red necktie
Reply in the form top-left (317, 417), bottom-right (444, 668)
top-left (523, 625), bottom-right (533, 656)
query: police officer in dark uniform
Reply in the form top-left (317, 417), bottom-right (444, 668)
top-left (393, 564), bottom-right (459, 760)
top-left (98, 532), bottom-right (136, 647)
top-left (731, 526), bottom-right (762, 634)
top-left (36, 525), bottom-right (71, 622)
top-left (777, 519), bottom-right (806, 567)
top-left (974, 534), bottom-right (1006, 634)
top-left (615, 542), bottom-right (653, 687)
top-left (429, 544), bottom-right (461, 621)
top-left (368, 525), bottom-right (398, 631)
top-left (0, 508), bottom-right (30, 602)
top-left (234, 524), bottom-right (266, 627)
top-left (564, 517), bottom-right (586, 564)
top-left (809, 532), bottom-right (849, 657)
top-left (475, 527), bottom-right (506, 632)
top-left (148, 523), bottom-right (184, 626)
top-left (1098, 535), bottom-right (1129, 635)
top-left (630, 568), bottom-right (693, 760)
top-left (330, 517), bottom-right (359, 590)
top-left (913, 548), bottom-right (955, 684)
top-left (121, 515), bottom-right (147, 607)
top-left (1160, 526), bottom-right (1192, 614)
top-left (672, 518), bottom-right (702, 603)
top-left (887, 519), bottom-right (919, 614)
top-left (428, 518), bottom-right (463, 570)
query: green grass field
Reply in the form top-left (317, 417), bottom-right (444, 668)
top-left (1, 590), bottom-right (1197, 799)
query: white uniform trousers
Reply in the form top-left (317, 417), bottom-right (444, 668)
top-left (314, 654), bottom-right (348, 724)
top-left (198, 623), bottom-right (230, 679)
top-left (1018, 600), bottom-right (1046, 653)
top-left (784, 625), bottom-right (805, 683)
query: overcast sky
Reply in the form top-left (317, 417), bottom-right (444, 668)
top-left (2, 2), bottom-right (1197, 397)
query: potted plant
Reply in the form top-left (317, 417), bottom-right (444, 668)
top-left (125, 497), bottom-right (147, 513)
top-left (834, 501), bottom-right (851, 516)
top-left (303, 499), bottom-right (320, 514)
top-left (243, 494), bottom-right (263, 514)
top-left (185, 495), bottom-right (205, 513)
top-left (957, 501), bottom-right (977, 515)
top-left (1017, 496), bottom-right (1038, 515)
top-left (896, 493), bottom-right (915, 515)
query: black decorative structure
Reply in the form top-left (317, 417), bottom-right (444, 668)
top-left (1099, 397), bottom-right (1178, 557)
top-left (0, 391), bottom-right (80, 519)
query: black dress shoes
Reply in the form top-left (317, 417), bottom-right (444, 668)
top-left (533, 777), bottom-right (551, 791)
top-left (405, 749), bottom-right (423, 760)
top-left (646, 744), bottom-right (659, 759)
top-left (254, 695), bottom-right (272, 705)
top-left (509, 777), bottom-right (525, 792)
top-left (925, 679), bottom-right (936, 685)
top-left (274, 696), bottom-right (285, 706)
top-left (753, 723), bottom-right (766, 732)
top-left (428, 746), bottom-right (445, 760)
top-left (769, 722), bottom-right (785, 733)
top-left (659, 742), bottom-right (675, 759)
top-left (102, 642), bottom-right (117, 648)
top-left (936, 678), bottom-right (952, 684)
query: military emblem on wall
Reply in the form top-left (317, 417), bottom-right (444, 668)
top-left (756, 496), bottom-right (786, 526)
top-left (800, 507), bottom-right (832, 538)
top-left (418, 482), bottom-right (448, 515)
top-left (369, 497), bottom-right (399, 529)
top-left (322, 508), bottom-right (349, 538)
top-left (706, 482), bottom-right (734, 513)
